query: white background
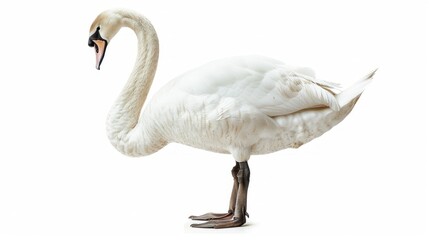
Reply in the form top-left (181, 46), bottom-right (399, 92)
top-left (0, 0), bottom-right (427, 239)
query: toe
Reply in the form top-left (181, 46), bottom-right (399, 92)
top-left (190, 218), bottom-right (246, 229)
top-left (189, 212), bottom-right (233, 221)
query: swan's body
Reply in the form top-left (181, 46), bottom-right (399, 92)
top-left (129, 55), bottom-right (368, 159)
top-left (88, 9), bottom-right (375, 228)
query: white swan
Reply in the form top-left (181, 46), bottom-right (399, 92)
top-left (88, 9), bottom-right (376, 228)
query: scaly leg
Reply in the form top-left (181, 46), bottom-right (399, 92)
top-left (190, 161), bottom-right (250, 228)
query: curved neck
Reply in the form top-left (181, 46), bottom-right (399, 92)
top-left (106, 12), bottom-right (160, 156)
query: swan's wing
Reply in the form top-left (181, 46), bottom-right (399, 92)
top-left (246, 69), bottom-right (340, 117)
top-left (171, 56), bottom-right (340, 120)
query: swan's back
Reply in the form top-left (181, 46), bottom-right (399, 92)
top-left (171, 55), bottom-right (315, 94)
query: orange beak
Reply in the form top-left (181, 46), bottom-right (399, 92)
top-left (92, 40), bottom-right (107, 70)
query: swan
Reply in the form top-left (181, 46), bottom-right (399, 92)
top-left (88, 9), bottom-right (376, 228)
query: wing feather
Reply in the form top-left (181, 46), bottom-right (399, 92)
top-left (246, 69), bottom-right (340, 117)
top-left (172, 56), bottom-right (341, 121)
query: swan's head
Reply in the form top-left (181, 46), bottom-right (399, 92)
top-left (88, 10), bottom-right (122, 70)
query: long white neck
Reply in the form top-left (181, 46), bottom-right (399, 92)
top-left (106, 11), bottom-right (161, 156)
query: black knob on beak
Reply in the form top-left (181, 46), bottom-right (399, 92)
top-left (88, 26), bottom-right (102, 47)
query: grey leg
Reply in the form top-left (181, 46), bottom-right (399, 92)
top-left (190, 161), bottom-right (250, 228)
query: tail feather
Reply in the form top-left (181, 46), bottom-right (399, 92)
top-left (336, 69), bottom-right (377, 108)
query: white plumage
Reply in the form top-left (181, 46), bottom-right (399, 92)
top-left (120, 55), bottom-right (374, 160)
top-left (88, 9), bottom-right (375, 228)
